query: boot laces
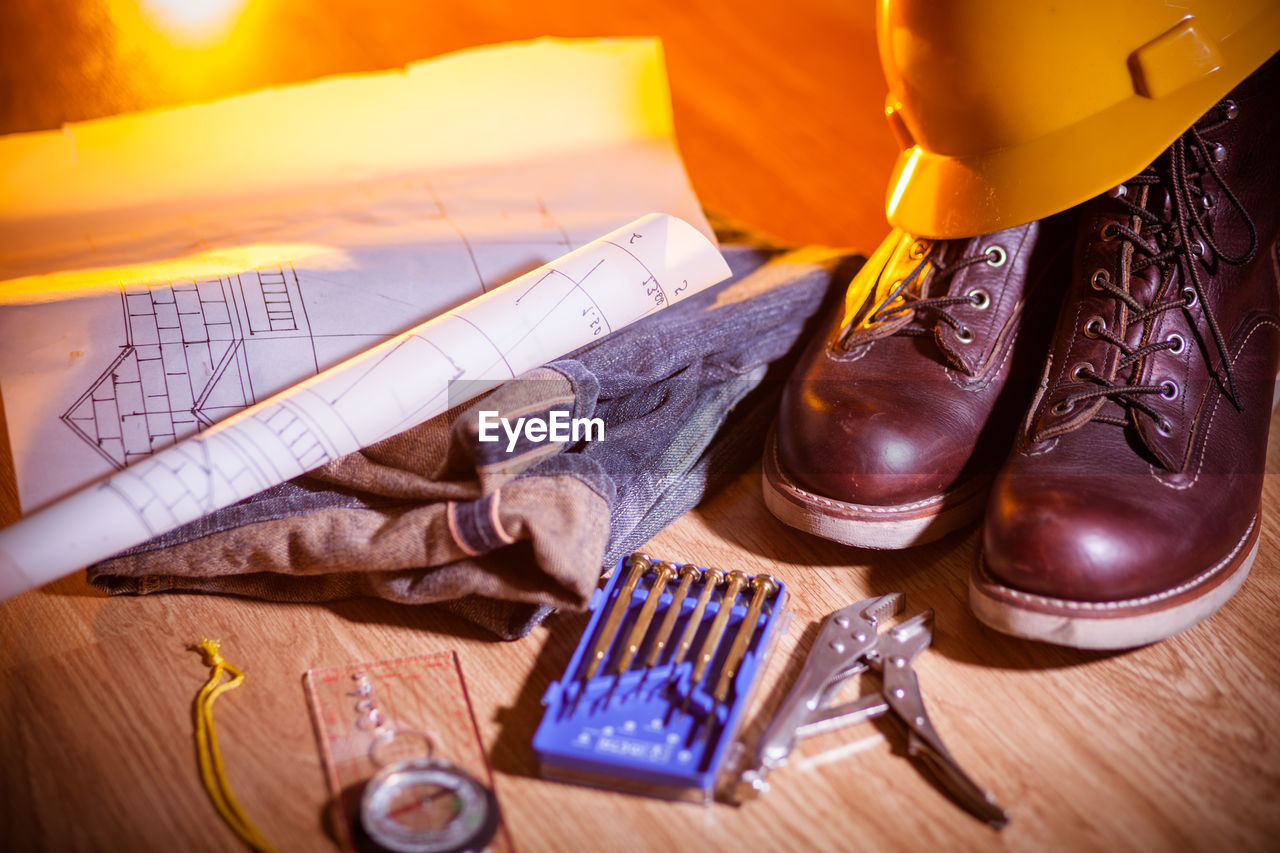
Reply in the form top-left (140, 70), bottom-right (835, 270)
top-left (1056, 100), bottom-right (1258, 434)
top-left (839, 243), bottom-right (1000, 347)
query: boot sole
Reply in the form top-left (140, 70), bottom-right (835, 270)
top-left (762, 429), bottom-right (989, 549)
top-left (970, 514), bottom-right (1259, 649)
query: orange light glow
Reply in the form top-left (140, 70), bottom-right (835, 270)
top-left (137, 0), bottom-right (249, 46)
top-left (101, 0), bottom-right (259, 103)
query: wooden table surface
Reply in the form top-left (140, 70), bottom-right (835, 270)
top-left (2, 2), bottom-right (1279, 851)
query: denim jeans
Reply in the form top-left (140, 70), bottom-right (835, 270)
top-left (88, 219), bottom-right (859, 638)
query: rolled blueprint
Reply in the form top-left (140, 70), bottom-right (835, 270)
top-left (0, 213), bottom-right (731, 600)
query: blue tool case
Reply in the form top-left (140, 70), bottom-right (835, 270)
top-left (533, 552), bottom-right (790, 803)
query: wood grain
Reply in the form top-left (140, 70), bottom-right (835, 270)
top-left (2, 2), bottom-right (1279, 851)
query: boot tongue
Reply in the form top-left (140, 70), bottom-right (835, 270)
top-left (932, 250), bottom-right (982, 374)
top-left (1031, 186), bottom-right (1157, 443)
top-left (1125, 183), bottom-right (1171, 307)
top-left (1127, 271), bottom-right (1185, 471)
top-left (1121, 182), bottom-right (1186, 470)
top-left (840, 233), bottom-right (936, 347)
top-left (839, 235), bottom-right (994, 376)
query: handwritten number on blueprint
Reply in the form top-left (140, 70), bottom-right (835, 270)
top-left (646, 280), bottom-right (665, 306)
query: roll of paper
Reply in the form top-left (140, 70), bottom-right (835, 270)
top-left (0, 213), bottom-right (731, 600)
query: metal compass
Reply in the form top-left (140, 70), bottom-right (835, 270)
top-left (360, 755), bottom-right (501, 853)
top-left (346, 668), bottom-right (501, 853)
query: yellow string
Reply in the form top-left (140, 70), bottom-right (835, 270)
top-left (194, 638), bottom-right (277, 853)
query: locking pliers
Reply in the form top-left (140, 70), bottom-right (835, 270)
top-left (735, 593), bottom-right (1008, 828)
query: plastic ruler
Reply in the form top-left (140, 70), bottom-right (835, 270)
top-left (303, 650), bottom-right (513, 852)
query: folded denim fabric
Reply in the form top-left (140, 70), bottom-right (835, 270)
top-left (87, 222), bottom-right (858, 638)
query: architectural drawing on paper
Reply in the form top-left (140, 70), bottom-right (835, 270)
top-left (56, 192), bottom-right (583, 471)
top-left (60, 265), bottom-right (319, 469)
top-left (88, 214), bottom-right (695, 529)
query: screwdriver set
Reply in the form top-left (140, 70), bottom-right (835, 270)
top-left (533, 552), bottom-right (790, 802)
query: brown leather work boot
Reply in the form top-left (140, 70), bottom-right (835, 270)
top-left (765, 215), bottom-right (1074, 548)
top-left (974, 58), bottom-right (1280, 649)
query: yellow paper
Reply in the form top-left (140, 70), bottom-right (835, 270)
top-left (1, 37), bottom-right (678, 270)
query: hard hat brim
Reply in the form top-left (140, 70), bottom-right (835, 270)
top-left (886, 28), bottom-right (1280, 239)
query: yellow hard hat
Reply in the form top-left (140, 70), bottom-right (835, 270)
top-left (879, 0), bottom-right (1280, 239)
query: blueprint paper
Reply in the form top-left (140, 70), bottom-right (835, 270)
top-left (0, 38), bottom-right (713, 512)
top-left (0, 214), bottom-right (732, 601)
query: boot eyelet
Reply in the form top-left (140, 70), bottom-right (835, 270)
top-left (1166, 332), bottom-right (1186, 354)
top-left (907, 240), bottom-right (928, 260)
top-left (984, 246), bottom-right (1007, 267)
top-left (955, 327), bottom-right (975, 344)
top-left (1201, 194), bottom-right (1215, 210)
top-left (1085, 316), bottom-right (1106, 338)
top-left (1091, 269), bottom-right (1110, 290)
top-left (1161, 380), bottom-right (1180, 401)
top-left (1071, 363), bottom-right (1093, 381)
top-left (1223, 100), bottom-right (1238, 120)
top-left (1108, 185), bottom-right (1127, 199)
top-left (1190, 238), bottom-right (1206, 258)
top-left (1101, 223), bottom-right (1120, 241)
top-left (1156, 418), bottom-right (1174, 437)
top-left (1211, 143), bottom-right (1227, 163)
top-left (968, 288), bottom-right (991, 310)
top-left (1051, 399), bottom-right (1075, 415)
top-left (1182, 286), bottom-right (1198, 308)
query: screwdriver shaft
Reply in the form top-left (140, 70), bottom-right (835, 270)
top-left (614, 560), bottom-right (676, 674)
top-left (691, 570), bottom-right (747, 686)
top-left (670, 568), bottom-right (725, 669)
top-left (583, 552), bottom-right (651, 681)
top-left (643, 563), bottom-right (701, 668)
top-left (712, 575), bottom-right (777, 702)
